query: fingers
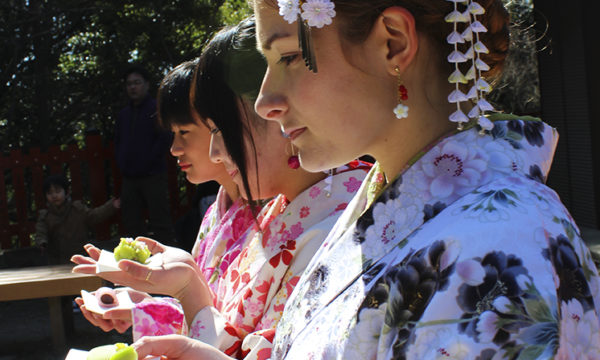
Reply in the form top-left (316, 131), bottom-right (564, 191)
top-left (117, 260), bottom-right (153, 282)
top-left (83, 244), bottom-right (102, 260)
top-left (135, 237), bottom-right (165, 255)
top-left (103, 308), bottom-right (132, 322)
top-left (70, 254), bottom-right (96, 265)
top-left (71, 263), bottom-right (97, 274)
top-left (133, 335), bottom-right (186, 359)
top-left (133, 335), bottom-right (231, 360)
top-left (76, 296), bottom-right (130, 333)
top-left (78, 303), bottom-right (115, 332)
top-left (113, 319), bottom-right (132, 334)
top-left (123, 288), bottom-right (153, 303)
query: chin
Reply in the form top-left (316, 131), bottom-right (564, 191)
top-left (299, 152), bottom-right (340, 173)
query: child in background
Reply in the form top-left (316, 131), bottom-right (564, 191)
top-left (35, 174), bottom-right (120, 265)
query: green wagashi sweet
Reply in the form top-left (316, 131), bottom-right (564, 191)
top-left (86, 343), bottom-right (137, 360)
top-left (113, 237), bottom-right (151, 263)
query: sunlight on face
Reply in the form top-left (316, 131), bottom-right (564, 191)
top-left (253, 0), bottom-right (391, 172)
top-left (170, 119), bottom-right (226, 185)
top-left (207, 100), bottom-right (292, 200)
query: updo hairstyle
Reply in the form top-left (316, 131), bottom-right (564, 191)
top-left (332, 0), bottom-right (510, 81)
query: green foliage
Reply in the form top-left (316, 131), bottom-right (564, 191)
top-left (0, 0), bottom-right (541, 153)
top-left (219, 0), bottom-right (253, 26)
top-left (0, 0), bottom-right (246, 153)
top-left (490, 0), bottom-right (541, 115)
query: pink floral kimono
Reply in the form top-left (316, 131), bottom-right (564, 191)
top-left (132, 162), bottom-right (371, 359)
top-left (130, 187), bottom-right (255, 342)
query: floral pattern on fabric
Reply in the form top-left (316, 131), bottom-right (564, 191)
top-left (272, 117), bottom-right (600, 360)
top-left (184, 162), bottom-right (369, 359)
top-left (193, 188), bottom-right (257, 291)
top-left (131, 297), bottom-right (186, 341)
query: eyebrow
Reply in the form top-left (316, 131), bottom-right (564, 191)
top-left (261, 32), bottom-right (292, 51)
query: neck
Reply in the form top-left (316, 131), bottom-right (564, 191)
top-left (372, 105), bottom-right (456, 183)
top-left (282, 168), bottom-right (327, 202)
top-left (218, 176), bottom-right (240, 205)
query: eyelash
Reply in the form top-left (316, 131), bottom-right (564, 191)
top-left (277, 54), bottom-right (299, 66)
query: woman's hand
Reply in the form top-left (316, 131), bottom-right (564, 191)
top-left (75, 288), bottom-right (151, 333)
top-left (71, 237), bottom-right (199, 298)
top-left (133, 335), bottom-right (234, 360)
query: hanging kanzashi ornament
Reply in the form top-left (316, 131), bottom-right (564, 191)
top-left (278, 0), bottom-right (336, 73)
top-left (445, 0), bottom-right (495, 132)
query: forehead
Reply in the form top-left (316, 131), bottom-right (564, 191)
top-left (48, 184), bottom-right (65, 192)
top-left (126, 73), bottom-right (146, 82)
top-left (254, 0), bottom-right (297, 51)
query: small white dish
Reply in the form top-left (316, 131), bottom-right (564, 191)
top-left (81, 288), bottom-right (135, 315)
top-left (96, 249), bottom-right (163, 273)
top-left (65, 348), bottom-right (160, 360)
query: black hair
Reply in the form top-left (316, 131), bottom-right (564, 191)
top-left (123, 65), bottom-right (151, 82)
top-left (191, 17), bottom-right (267, 207)
top-left (43, 174), bottom-right (69, 194)
top-left (157, 60), bottom-right (198, 130)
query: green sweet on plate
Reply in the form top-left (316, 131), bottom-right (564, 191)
top-left (113, 237), bottom-right (151, 263)
top-left (86, 343), bottom-right (137, 360)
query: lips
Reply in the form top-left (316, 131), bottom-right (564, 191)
top-left (228, 169), bottom-right (238, 178)
top-left (179, 164), bottom-right (191, 171)
top-left (284, 127), bottom-right (306, 141)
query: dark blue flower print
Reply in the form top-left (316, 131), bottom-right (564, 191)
top-left (526, 165), bottom-right (545, 183)
top-left (356, 240), bottom-right (457, 359)
top-left (423, 201), bottom-right (447, 221)
top-left (542, 235), bottom-right (594, 311)
top-left (507, 119), bottom-right (545, 147)
top-left (456, 251), bottom-right (528, 342)
top-left (354, 176), bottom-right (404, 245)
top-left (304, 264), bottom-right (329, 319)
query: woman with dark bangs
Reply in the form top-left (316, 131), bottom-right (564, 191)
top-left (73, 60), bottom-right (258, 342)
top-left (75, 17), bottom-right (371, 360)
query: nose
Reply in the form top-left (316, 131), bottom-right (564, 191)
top-left (254, 67), bottom-right (288, 122)
top-left (170, 134), bottom-right (183, 157)
top-left (209, 132), bottom-right (224, 164)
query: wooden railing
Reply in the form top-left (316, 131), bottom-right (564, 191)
top-left (0, 134), bottom-right (195, 250)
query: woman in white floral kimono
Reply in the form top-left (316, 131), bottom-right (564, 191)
top-left (74, 18), bottom-right (371, 360)
top-left (131, 0), bottom-right (600, 359)
top-left (248, 0), bottom-right (600, 358)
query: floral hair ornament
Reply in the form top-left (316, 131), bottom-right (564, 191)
top-left (445, 0), bottom-right (495, 133)
top-left (277, 0), bottom-right (336, 73)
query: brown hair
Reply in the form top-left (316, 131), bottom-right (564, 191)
top-left (259, 0), bottom-right (509, 79)
top-left (332, 0), bottom-right (509, 80)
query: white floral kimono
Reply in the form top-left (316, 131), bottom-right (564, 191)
top-left (132, 162), bottom-right (371, 360)
top-left (273, 115), bottom-right (600, 359)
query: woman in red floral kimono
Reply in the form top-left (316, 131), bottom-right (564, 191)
top-left (73, 18), bottom-right (370, 360)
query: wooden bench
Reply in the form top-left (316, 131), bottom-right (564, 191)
top-left (0, 264), bottom-right (104, 352)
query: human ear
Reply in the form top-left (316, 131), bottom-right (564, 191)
top-left (370, 6), bottom-right (418, 76)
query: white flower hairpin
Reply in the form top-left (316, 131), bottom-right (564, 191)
top-left (445, 0), bottom-right (495, 133)
top-left (277, 0), bottom-right (336, 72)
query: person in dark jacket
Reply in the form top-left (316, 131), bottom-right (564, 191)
top-left (115, 65), bottom-right (175, 245)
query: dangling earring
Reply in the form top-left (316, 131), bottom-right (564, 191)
top-left (287, 143), bottom-right (300, 169)
top-left (323, 168), bottom-right (334, 198)
top-left (393, 66), bottom-right (409, 119)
